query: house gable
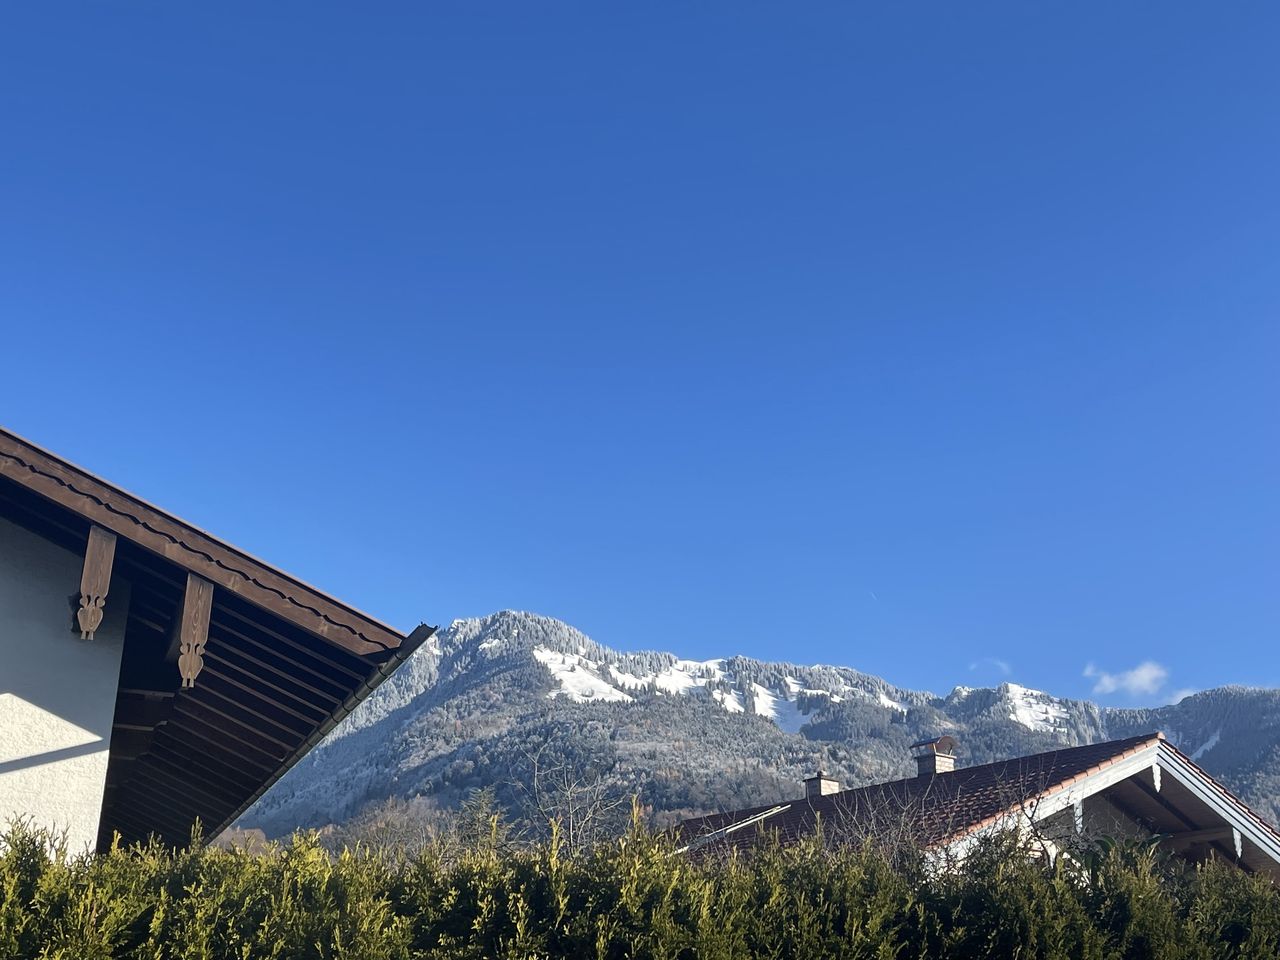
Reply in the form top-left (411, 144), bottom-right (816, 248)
top-left (0, 427), bottom-right (434, 851)
top-left (679, 734), bottom-right (1280, 880)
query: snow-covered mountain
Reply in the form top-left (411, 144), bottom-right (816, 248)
top-left (526, 645), bottom-right (1093, 734)
top-left (239, 611), bottom-right (1280, 837)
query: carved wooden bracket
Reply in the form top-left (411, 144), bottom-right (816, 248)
top-left (177, 573), bottom-right (214, 688)
top-left (77, 525), bottom-right (117, 639)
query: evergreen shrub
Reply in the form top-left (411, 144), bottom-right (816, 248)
top-left (2, 820), bottom-right (1278, 959)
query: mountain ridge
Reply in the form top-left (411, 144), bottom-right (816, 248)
top-left (239, 610), bottom-right (1280, 837)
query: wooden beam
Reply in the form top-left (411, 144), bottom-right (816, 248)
top-left (147, 738), bottom-right (262, 794)
top-left (1162, 826), bottom-right (1234, 848)
top-left (1129, 775), bottom-right (1198, 831)
top-left (77, 525), bottom-right (117, 639)
top-left (107, 728), bottom-right (156, 761)
top-left (212, 603), bottom-right (368, 681)
top-left (172, 698), bottom-right (292, 759)
top-left (102, 807), bottom-right (163, 845)
top-left (141, 752), bottom-right (247, 807)
top-left (127, 763), bottom-right (224, 826)
top-left (113, 690), bottom-right (175, 730)
top-left (1130, 775), bottom-right (1240, 863)
top-left (192, 677), bottom-right (311, 741)
top-left (202, 647), bottom-right (339, 719)
top-left (108, 777), bottom-right (198, 833)
top-left (177, 574), bottom-right (214, 688)
top-left (1097, 782), bottom-right (1159, 834)
top-left (199, 660), bottom-right (326, 727)
top-left (160, 716), bottom-right (281, 774)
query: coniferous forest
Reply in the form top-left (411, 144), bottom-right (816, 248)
top-left (3, 818), bottom-right (1279, 960)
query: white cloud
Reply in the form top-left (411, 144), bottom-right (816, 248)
top-left (1083, 660), bottom-right (1169, 697)
top-left (968, 657), bottom-right (1012, 676)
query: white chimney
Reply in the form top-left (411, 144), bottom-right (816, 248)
top-left (804, 770), bottom-right (841, 798)
top-left (911, 735), bottom-right (958, 778)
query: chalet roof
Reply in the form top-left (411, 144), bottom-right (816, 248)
top-left (681, 735), bottom-right (1163, 852)
top-left (0, 427), bottom-right (402, 656)
top-left (0, 427), bottom-right (434, 849)
top-left (679, 734), bottom-right (1280, 876)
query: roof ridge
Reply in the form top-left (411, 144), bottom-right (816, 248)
top-left (832, 732), bottom-right (1166, 797)
top-left (678, 733), bottom-right (1170, 849)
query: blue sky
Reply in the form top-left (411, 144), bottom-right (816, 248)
top-left (2, 3), bottom-right (1276, 705)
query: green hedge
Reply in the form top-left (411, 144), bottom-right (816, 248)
top-left (2, 821), bottom-right (1278, 959)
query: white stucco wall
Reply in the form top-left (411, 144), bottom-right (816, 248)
top-left (0, 515), bottom-right (128, 852)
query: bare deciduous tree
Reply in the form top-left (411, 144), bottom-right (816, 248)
top-left (516, 742), bottom-right (631, 854)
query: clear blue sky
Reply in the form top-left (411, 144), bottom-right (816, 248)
top-left (2, 3), bottom-right (1276, 705)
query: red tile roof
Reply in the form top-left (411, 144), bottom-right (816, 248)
top-left (679, 733), bottom-right (1164, 853)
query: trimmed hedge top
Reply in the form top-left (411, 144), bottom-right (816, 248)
top-left (2, 822), bottom-right (1279, 959)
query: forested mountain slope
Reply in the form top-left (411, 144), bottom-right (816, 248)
top-left (240, 611), bottom-right (1280, 836)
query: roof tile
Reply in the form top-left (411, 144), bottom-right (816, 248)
top-left (680, 733), bottom-right (1163, 853)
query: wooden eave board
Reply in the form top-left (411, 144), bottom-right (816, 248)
top-left (0, 427), bottom-right (406, 657)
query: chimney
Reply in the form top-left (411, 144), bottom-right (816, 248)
top-left (911, 735), bottom-right (957, 778)
top-left (803, 770), bottom-right (840, 799)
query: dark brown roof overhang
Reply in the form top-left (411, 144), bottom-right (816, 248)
top-left (0, 427), bottom-right (404, 657)
top-left (0, 425), bottom-right (435, 851)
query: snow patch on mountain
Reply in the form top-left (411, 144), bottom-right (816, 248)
top-left (878, 691), bottom-right (906, 712)
top-left (1002, 683), bottom-right (1069, 733)
top-left (608, 658), bottom-right (727, 696)
top-left (785, 677), bottom-right (842, 703)
top-left (1192, 729), bottom-right (1221, 761)
top-left (712, 688), bottom-right (746, 713)
top-left (750, 683), bottom-right (811, 733)
top-left (533, 647), bottom-right (633, 703)
top-left (440, 614), bottom-right (1076, 741)
top-left (531, 644), bottom-right (845, 732)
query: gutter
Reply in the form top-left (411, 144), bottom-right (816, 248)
top-left (677, 804), bottom-right (792, 855)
